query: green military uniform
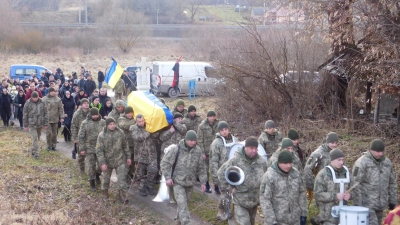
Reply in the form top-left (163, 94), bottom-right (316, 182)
top-left (352, 140), bottom-right (398, 225)
top-left (160, 120), bottom-right (187, 157)
top-left (258, 130), bottom-right (283, 158)
top-left (217, 137), bottom-right (267, 225)
top-left (267, 146), bottom-right (303, 172)
top-left (42, 90), bottom-right (64, 150)
top-left (23, 95), bottom-right (49, 158)
top-left (182, 113), bottom-right (201, 132)
top-left (117, 107), bottom-right (136, 179)
top-left (96, 120), bottom-right (130, 200)
top-left (260, 160), bottom-right (307, 225)
top-left (78, 112), bottom-right (105, 183)
top-left (160, 134), bottom-right (208, 225)
top-left (171, 99), bottom-right (188, 118)
top-left (210, 133), bottom-right (238, 185)
top-left (71, 104), bottom-right (90, 172)
top-left (113, 78), bottom-right (125, 99)
top-left (108, 100), bottom-right (125, 123)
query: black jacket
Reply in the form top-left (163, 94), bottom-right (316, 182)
top-left (62, 95), bottom-right (76, 125)
top-left (1, 93), bottom-right (13, 110)
top-left (98, 71), bottom-right (105, 82)
top-left (84, 80), bottom-right (96, 97)
top-left (100, 103), bottom-right (113, 118)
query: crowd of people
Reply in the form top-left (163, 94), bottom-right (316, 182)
top-left (2, 67), bottom-right (399, 225)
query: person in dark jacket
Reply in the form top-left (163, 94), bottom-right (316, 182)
top-left (100, 98), bottom-right (113, 119)
top-left (98, 69), bottom-right (105, 89)
top-left (13, 90), bottom-right (26, 129)
top-left (85, 75), bottom-right (97, 97)
top-left (98, 88), bottom-right (109, 106)
top-left (59, 80), bottom-right (72, 99)
top-left (74, 88), bottom-right (87, 108)
top-left (62, 91), bottom-right (76, 142)
top-left (78, 74), bottom-right (86, 90)
top-left (1, 88), bottom-right (13, 126)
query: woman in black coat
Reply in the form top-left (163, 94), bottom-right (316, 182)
top-left (100, 98), bottom-right (113, 119)
top-left (62, 91), bottom-right (76, 141)
top-left (12, 90), bottom-right (26, 129)
top-left (1, 88), bottom-right (13, 127)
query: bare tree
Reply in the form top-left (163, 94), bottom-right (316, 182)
top-left (186, 0), bottom-right (204, 23)
top-left (98, 8), bottom-right (151, 53)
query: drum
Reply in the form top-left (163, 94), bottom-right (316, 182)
top-left (228, 144), bottom-right (244, 159)
top-left (339, 206), bottom-right (369, 225)
top-left (238, 141), bottom-right (268, 162)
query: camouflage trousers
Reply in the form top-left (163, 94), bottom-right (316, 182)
top-left (369, 209), bottom-right (383, 225)
top-left (46, 123), bottom-right (58, 148)
top-left (136, 160), bottom-right (158, 190)
top-left (204, 154), bottom-right (210, 182)
top-left (85, 153), bottom-right (101, 180)
top-left (127, 146), bottom-right (135, 176)
top-left (29, 127), bottom-right (42, 156)
top-left (101, 163), bottom-right (127, 191)
top-left (233, 204), bottom-right (257, 225)
top-left (173, 184), bottom-right (193, 225)
top-left (78, 150), bottom-right (86, 173)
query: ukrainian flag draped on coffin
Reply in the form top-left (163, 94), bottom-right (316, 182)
top-left (105, 58), bottom-right (124, 88)
top-left (127, 91), bottom-right (173, 133)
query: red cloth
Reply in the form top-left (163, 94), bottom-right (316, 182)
top-left (25, 88), bottom-right (43, 101)
top-left (384, 206), bottom-right (400, 225)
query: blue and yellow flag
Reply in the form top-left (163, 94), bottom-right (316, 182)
top-left (127, 91), bottom-right (173, 133)
top-left (105, 58), bottom-right (124, 88)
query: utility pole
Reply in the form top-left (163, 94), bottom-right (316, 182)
top-left (79, 0), bottom-right (81, 23)
top-left (85, 0), bottom-right (88, 27)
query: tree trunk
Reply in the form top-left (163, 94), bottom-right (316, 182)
top-left (373, 87), bottom-right (381, 124)
top-left (332, 75), bottom-right (339, 115)
top-left (397, 94), bottom-right (400, 125)
top-left (365, 82), bottom-right (372, 114)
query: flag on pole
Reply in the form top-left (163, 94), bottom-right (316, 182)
top-left (105, 58), bottom-right (124, 89)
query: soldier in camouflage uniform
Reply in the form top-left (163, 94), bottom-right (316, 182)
top-left (352, 139), bottom-right (398, 225)
top-left (130, 114), bottom-right (160, 196)
top-left (161, 130), bottom-right (208, 225)
top-left (217, 137), bottom-right (267, 225)
top-left (314, 149), bottom-right (351, 225)
top-left (96, 117), bottom-right (131, 203)
top-left (78, 108), bottom-right (106, 191)
top-left (71, 98), bottom-right (91, 173)
top-left (197, 110), bottom-right (219, 193)
top-left (258, 120), bottom-right (283, 158)
top-left (287, 128), bottom-right (305, 165)
top-left (42, 87), bottom-right (64, 150)
top-left (108, 99), bottom-right (125, 123)
top-left (113, 77), bottom-right (125, 100)
top-left (23, 91), bottom-right (48, 159)
top-left (267, 138), bottom-right (303, 172)
top-left (171, 99), bottom-right (188, 117)
top-left (182, 105), bottom-right (202, 132)
top-left (117, 106), bottom-right (136, 182)
top-left (260, 150), bottom-right (308, 225)
top-left (210, 121), bottom-right (238, 195)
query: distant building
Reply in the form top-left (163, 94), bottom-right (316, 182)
top-left (251, 7), bottom-right (265, 21)
top-left (12, 0), bottom-right (59, 11)
top-left (266, 7), bottom-right (305, 23)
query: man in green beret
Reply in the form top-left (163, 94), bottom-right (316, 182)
top-left (96, 117), bottom-right (131, 203)
top-left (260, 150), bottom-right (308, 225)
top-left (78, 108), bottom-right (106, 191)
top-left (171, 99), bottom-right (188, 118)
top-left (71, 98), bottom-right (91, 173)
top-left (218, 136), bottom-right (267, 225)
top-left (267, 138), bottom-right (302, 172)
top-left (352, 139), bottom-right (398, 225)
top-left (258, 120), bottom-right (283, 158)
top-left (197, 110), bottom-right (219, 193)
top-left (161, 130), bottom-right (208, 225)
top-left (313, 148), bottom-right (351, 225)
top-left (42, 87), bottom-right (64, 151)
top-left (23, 91), bottom-right (48, 159)
top-left (108, 99), bottom-right (125, 123)
top-left (182, 105), bottom-right (202, 132)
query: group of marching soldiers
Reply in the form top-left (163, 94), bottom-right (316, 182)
top-left (23, 92), bottom-right (398, 225)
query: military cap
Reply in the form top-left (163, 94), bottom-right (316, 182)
top-left (217, 121), bottom-right (229, 131)
top-left (80, 98), bottom-right (89, 105)
top-left (90, 108), bottom-right (99, 116)
top-left (370, 139), bottom-right (385, 152)
top-left (278, 150), bottom-right (293, 163)
top-left (176, 99), bottom-right (185, 107)
top-left (281, 138), bottom-right (294, 149)
top-left (185, 130), bottom-right (197, 141)
top-left (207, 110), bottom-right (216, 117)
top-left (326, 132), bottom-right (339, 144)
top-left (330, 148), bottom-right (345, 161)
top-left (288, 128), bottom-right (299, 140)
top-left (124, 106), bottom-right (134, 114)
top-left (265, 120), bottom-right (275, 129)
top-left (105, 117), bottom-right (116, 126)
top-left (174, 113), bottom-right (183, 119)
top-left (48, 87), bottom-right (56, 93)
top-left (188, 105), bottom-right (196, 112)
top-left (245, 136), bottom-right (258, 147)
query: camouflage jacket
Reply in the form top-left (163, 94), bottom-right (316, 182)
top-left (117, 115), bottom-right (136, 147)
top-left (78, 115), bottom-right (106, 154)
top-left (108, 107), bottom-right (124, 124)
top-left (42, 95), bottom-right (64, 123)
top-left (23, 98), bottom-right (49, 129)
top-left (352, 151), bottom-right (398, 211)
top-left (197, 119), bottom-right (219, 155)
top-left (260, 162), bottom-right (307, 225)
top-left (258, 130), bottom-right (283, 158)
top-left (96, 127), bottom-right (130, 168)
top-left (304, 144), bottom-right (332, 190)
top-left (160, 139), bottom-right (207, 187)
top-left (160, 121), bottom-right (187, 154)
top-left (71, 108), bottom-right (90, 141)
top-left (210, 133), bottom-right (239, 184)
top-left (314, 165), bottom-right (352, 224)
top-left (171, 107), bottom-right (188, 118)
top-left (218, 147), bottom-right (267, 209)
top-left (182, 114), bottom-right (202, 132)
top-left (130, 124), bottom-right (159, 164)
top-left (267, 147), bottom-right (303, 172)
top-left (113, 79), bottom-right (125, 94)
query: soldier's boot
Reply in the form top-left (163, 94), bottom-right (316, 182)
top-left (119, 190), bottom-right (129, 203)
top-left (89, 179), bottom-right (96, 192)
top-left (257, 206), bottom-right (264, 218)
top-left (214, 185), bottom-right (221, 195)
top-left (310, 217), bottom-right (320, 225)
top-left (72, 150), bottom-right (76, 159)
top-left (205, 181), bottom-right (212, 193)
top-left (139, 189), bottom-right (147, 196)
top-left (102, 190), bottom-right (109, 202)
top-left (95, 173), bottom-right (101, 185)
top-left (147, 186), bottom-right (157, 196)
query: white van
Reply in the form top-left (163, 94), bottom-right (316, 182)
top-left (152, 61), bottom-right (217, 97)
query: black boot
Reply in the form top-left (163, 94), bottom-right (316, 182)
top-left (72, 150), bottom-right (76, 159)
top-left (214, 185), bottom-right (221, 195)
top-left (205, 181), bottom-right (212, 193)
top-left (139, 189), bottom-right (147, 196)
top-left (90, 180), bottom-right (96, 192)
top-left (147, 186), bottom-right (157, 195)
top-left (95, 173), bottom-right (101, 185)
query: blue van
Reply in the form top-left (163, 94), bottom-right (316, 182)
top-left (9, 64), bottom-right (49, 80)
